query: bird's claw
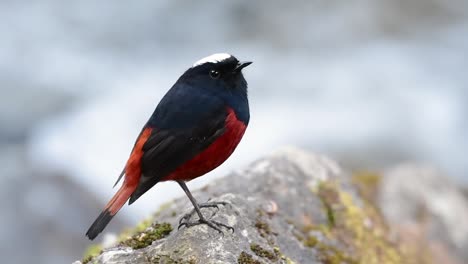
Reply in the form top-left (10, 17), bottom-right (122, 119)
top-left (178, 201), bottom-right (229, 224)
top-left (177, 201), bottom-right (233, 234)
top-left (178, 218), bottom-right (234, 234)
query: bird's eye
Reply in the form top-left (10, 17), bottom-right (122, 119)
top-left (209, 70), bottom-right (220, 79)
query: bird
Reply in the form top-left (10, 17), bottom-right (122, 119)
top-left (86, 53), bottom-right (251, 240)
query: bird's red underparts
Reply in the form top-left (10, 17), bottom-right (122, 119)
top-left (164, 107), bottom-right (247, 181)
top-left (107, 107), bottom-right (246, 215)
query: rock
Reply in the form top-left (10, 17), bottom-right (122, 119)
top-left (379, 164), bottom-right (468, 263)
top-left (77, 147), bottom-right (445, 264)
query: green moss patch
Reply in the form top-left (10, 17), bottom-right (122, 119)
top-left (238, 251), bottom-right (263, 264)
top-left (250, 243), bottom-right (278, 261)
top-left (151, 254), bottom-right (196, 264)
top-left (301, 233), bottom-right (358, 264)
top-left (120, 222), bottom-right (173, 249)
top-left (254, 219), bottom-right (273, 238)
top-left (254, 209), bottom-right (279, 247)
top-left (317, 182), bottom-right (339, 228)
top-left (295, 180), bottom-right (429, 263)
top-left (117, 216), bottom-right (155, 242)
top-left (316, 181), bottom-right (402, 263)
top-left (82, 244), bottom-right (102, 264)
top-left (273, 247), bottom-right (296, 264)
top-left (352, 171), bottom-right (381, 202)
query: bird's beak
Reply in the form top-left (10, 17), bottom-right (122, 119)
top-left (234, 61), bottom-right (252, 72)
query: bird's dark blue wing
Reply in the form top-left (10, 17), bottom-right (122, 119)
top-left (128, 84), bottom-right (227, 204)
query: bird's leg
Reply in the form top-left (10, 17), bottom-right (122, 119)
top-left (177, 181), bottom-right (234, 233)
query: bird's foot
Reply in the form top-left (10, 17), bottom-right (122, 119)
top-left (178, 201), bottom-right (229, 224)
top-left (178, 217), bottom-right (234, 234)
top-left (178, 201), bottom-right (233, 234)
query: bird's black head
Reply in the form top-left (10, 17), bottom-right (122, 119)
top-left (179, 53), bottom-right (252, 101)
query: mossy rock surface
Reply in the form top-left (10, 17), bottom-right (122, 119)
top-left (119, 222), bottom-right (173, 249)
top-left (75, 148), bottom-right (440, 264)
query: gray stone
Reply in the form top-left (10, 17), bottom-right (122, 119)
top-left (77, 148), bottom-right (429, 264)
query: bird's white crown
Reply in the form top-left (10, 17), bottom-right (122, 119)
top-left (192, 53), bottom-right (233, 67)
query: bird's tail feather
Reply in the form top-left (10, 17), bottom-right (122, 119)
top-left (86, 183), bottom-right (136, 240)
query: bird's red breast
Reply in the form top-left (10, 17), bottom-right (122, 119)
top-left (162, 107), bottom-right (247, 181)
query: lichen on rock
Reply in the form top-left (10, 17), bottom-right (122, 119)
top-left (307, 180), bottom-right (402, 264)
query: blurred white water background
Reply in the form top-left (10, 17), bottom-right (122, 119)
top-left (1, 0), bottom-right (468, 263)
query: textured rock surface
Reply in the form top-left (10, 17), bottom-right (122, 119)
top-left (76, 148), bottom-right (465, 264)
top-left (379, 165), bottom-right (468, 263)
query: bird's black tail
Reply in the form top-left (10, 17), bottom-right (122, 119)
top-left (86, 183), bottom-right (136, 240)
top-left (86, 210), bottom-right (114, 240)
